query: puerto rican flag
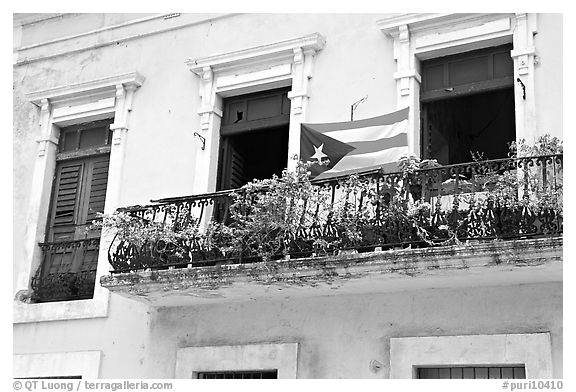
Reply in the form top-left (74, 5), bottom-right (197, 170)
top-left (300, 107), bottom-right (410, 180)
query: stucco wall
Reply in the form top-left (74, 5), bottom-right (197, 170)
top-left (13, 13), bottom-right (563, 379)
top-left (13, 295), bottom-right (151, 378)
top-left (13, 12), bottom-right (398, 290)
top-left (12, 12), bottom-right (563, 234)
top-left (12, 13), bottom-right (397, 227)
top-left (145, 282), bottom-right (562, 379)
top-left (12, 13), bottom-right (563, 239)
top-left (534, 13), bottom-right (563, 140)
top-left (13, 68), bottom-right (40, 290)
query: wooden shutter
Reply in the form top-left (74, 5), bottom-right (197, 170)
top-left (221, 88), bottom-right (290, 136)
top-left (217, 138), bottom-right (245, 190)
top-left (45, 154), bottom-right (110, 273)
top-left (229, 144), bottom-right (245, 190)
top-left (85, 156), bottom-right (110, 223)
top-left (421, 44), bottom-right (514, 102)
top-left (49, 161), bottom-right (84, 242)
top-left (48, 155), bottom-right (110, 238)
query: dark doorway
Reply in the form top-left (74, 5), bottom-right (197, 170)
top-left (217, 88), bottom-right (291, 190)
top-left (219, 125), bottom-right (289, 189)
top-left (422, 88), bottom-right (515, 164)
top-left (420, 44), bottom-right (516, 164)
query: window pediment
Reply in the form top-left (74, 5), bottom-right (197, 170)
top-left (185, 33), bottom-right (326, 75)
top-left (26, 72), bottom-right (145, 107)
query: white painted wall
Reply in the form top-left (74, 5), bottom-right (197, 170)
top-left (534, 13), bottom-right (563, 140)
top-left (13, 295), bottom-right (151, 378)
top-left (145, 283), bottom-right (562, 379)
top-left (13, 13), bottom-right (563, 379)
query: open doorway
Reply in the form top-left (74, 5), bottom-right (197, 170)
top-left (217, 88), bottom-right (291, 190)
top-left (218, 125), bottom-right (289, 189)
top-left (420, 44), bottom-right (516, 164)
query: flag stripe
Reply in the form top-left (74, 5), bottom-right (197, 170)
top-left (326, 146), bottom-right (409, 172)
top-left (321, 120), bottom-right (408, 143)
top-left (301, 108), bottom-right (410, 180)
top-left (346, 133), bottom-right (408, 156)
top-left (313, 161), bottom-right (402, 181)
top-left (301, 107), bottom-right (409, 132)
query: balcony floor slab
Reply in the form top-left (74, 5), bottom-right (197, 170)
top-left (100, 236), bottom-right (562, 307)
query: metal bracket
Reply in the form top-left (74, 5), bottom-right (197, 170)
top-left (350, 95), bottom-right (368, 121)
top-left (193, 132), bottom-right (206, 150)
top-left (516, 78), bottom-right (526, 100)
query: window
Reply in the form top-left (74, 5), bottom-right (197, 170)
top-left (417, 366), bottom-right (526, 379)
top-left (420, 44), bottom-right (516, 164)
top-left (197, 370), bottom-right (278, 379)
top-left (31, 119), bottom-right (113, 303)
top-left (16, 72), bottom-right (143, 323)
top-left (186, 33), bottom-right (325, 195)
top-left (217, 88), bottom-right (291, 191)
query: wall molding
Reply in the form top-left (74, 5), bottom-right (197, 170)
top-left (186, 33), bottom-right (326, 74)
top-left (26, 72), bottom-right (144, 107)
top-left (14, 13), bottom-right (238, 66)
top-left (175, 343), bottom-right (299, 379)
top-left (390, 333), bottom-right (554, 379)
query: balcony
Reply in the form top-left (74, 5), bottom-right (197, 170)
top-left (100, 154), bottom-right (563, 306)
top-left (31, 238), bottom-right (99, 303)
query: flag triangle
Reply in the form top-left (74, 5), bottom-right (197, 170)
top-left (300, 124), bottom-right (356, 178)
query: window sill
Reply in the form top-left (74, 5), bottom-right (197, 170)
top-left (13, 287), bottom-right (109, 324)
top-left (13, 351), bottom-right (102, 378)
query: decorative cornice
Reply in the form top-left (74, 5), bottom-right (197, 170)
top-left (13, 13), bottom-right (68, 27)
top-left (15, 14), bottom-right (239, 66)
top-left (377, 13), bottom-right (452, 37)
top-left (510, 46), bottom-right (536, 58)
top-left (26, 72), bottom-right (145, 107)
top-left (377, 13), bottom-right (514, 37)
top-left (186, 33), bottom-right (326, 75)
top-left (394, 69), bottom-right (422, 83)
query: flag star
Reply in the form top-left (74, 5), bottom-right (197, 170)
top-left (310, 143), bottom-right (328, 164)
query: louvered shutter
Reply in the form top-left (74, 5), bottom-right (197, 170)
top-left (49, 162), bottom-right (84, 242)
top-left (45, 154), bottom-right (110, 273)
top-left (45, 162), bottom-right (83, 273)
top-left (218, 138), bottom-right (245, 191)
top-left (229, 144), bottom-right (245, 190)
top-left (80, 156), bottom-right (110, 272)
top-left (85, 156), bottom-right (110, 223)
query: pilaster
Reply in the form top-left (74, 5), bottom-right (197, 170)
top-left (511, 13), bottom-right (538, 142)
top-left (287, 47), bottom-right (316, 170)
top-left (385, 24), bottom-right (422, 157)
top-left (20, 99), bottom-right (59, 292)
top-left (192, 65), bottom-right (223, 196)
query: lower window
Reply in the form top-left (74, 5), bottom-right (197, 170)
top-left (417, 366), bottom-right (526, 379)
top-left (197, 370), bottom-right (278, 379)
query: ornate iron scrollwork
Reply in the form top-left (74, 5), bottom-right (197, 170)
top-left (108, 154), bottom-right (563, 273)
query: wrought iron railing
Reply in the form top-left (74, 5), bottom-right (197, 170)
top-left (108, 154), bottom-right (562, 273)
top-left (31, 238), bottom-right (100, 303)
